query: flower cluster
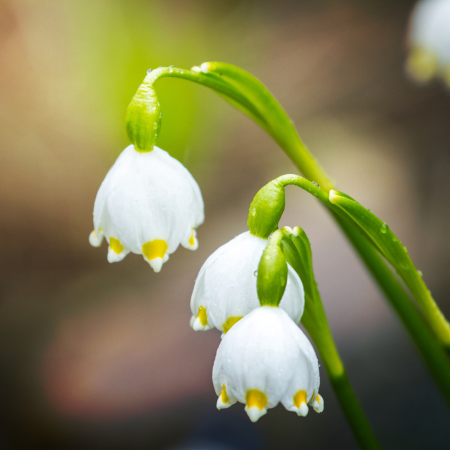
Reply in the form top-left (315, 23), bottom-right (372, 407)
top-left (406, 0), bottom-right (450, 86)
top-left (90, 69), bottom-right (324, 423)
top-left (191, 230), bottom-right (324, 422)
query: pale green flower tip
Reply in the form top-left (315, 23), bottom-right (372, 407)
top-left (282, 226), bottom-right (293, 235)
top-left (328, 189), bottom-right (340, 204)
top-left (200, 62), bottom-right (212, 72)
top-left (191, 63), bottom-right (211, 73)
top-left (282, 226), bottom-right (301, 237)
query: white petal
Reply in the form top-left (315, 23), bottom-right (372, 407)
top-left (298, 403), bottom-right (309, 417)
top-left (191, 231), bottom-right (304, 333)
top-left (285, 401), bottom-right (309, 417)
top-left (107, 246), bottom-right (129, 263)
top-left (147, 257), bottom-right (163, 273)
top-left (89, 229), bottom-right (103, 247)
top-left (216, 394), bottom-right (236, 410)
top-left (245, 406), bottom-right (267, 422)
top-left (216, 396), bottom-right (229, 410)
top-left (192, 317), bottom-right (212, 331)
top-left (313, 394), bottom-right (324, 413)
top-left (181, 228), bottom-right (199, 251)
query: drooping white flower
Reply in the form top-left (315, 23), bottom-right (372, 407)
top-left (89, 144), bottom-right (204, 272)
top-left (190, 231), bottom-right (304, 334)
top-left (213, 306), bottom-right (323, 422)
top-left (406, 0), bottom-right (450, 85)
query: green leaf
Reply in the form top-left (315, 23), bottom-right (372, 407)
top-left (329, 190), bottom-right (450, 346)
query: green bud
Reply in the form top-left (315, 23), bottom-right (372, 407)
top-left (125, 79), bottom-right (162, 152)
top-left (248, 180), bottom-right (285, 239)
top-left (257, 230), bottom-right (288, 307)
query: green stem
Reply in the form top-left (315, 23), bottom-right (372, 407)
top-left (328, 191), bottom-right (450, 348)
top-left (302, 304), bottom-right (380, 450)
top-left (337, 219), bottom-right (450, 404)
top-left (277, 175), bottom-right (450, 403)
top-left (281, 228), bottom-right (379, 449)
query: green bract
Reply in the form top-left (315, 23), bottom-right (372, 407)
top-left (248, 180), bottom-right (285, 239)
top-left (256, 230), bottom-right (288, 307)
top-left (125, 75), bottom-right (161, 152)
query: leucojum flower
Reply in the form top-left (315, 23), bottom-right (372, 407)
top-left (406, 0), bottom-right (450, 86)
top-left (213, 306), bottom-right (323, 422)
top-left (190, 231), bottom-right (304, 334)
top-left (89, 72), bottom-right (204, 272)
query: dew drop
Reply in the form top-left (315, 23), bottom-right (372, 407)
top-left (147, 68), bottom-right (152, 74)
top-left (380, 223), bottom-right (388, 234)
top-left (418, 270), bottom-right (423, 277)
top-left (254, 270), bottom-right (258, 277)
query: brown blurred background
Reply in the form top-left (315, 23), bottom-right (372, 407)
top-left (0, 0), bottom-right (449, 449)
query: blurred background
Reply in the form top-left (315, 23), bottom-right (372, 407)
top-left (0, 0), bottom-right (449, 448)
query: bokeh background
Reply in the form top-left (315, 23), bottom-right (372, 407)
top-left (1, 0), bottom-right (450, 448)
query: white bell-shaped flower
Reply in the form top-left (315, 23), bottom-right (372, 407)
top-left (89, 144), bottom-right (204, 272)
top-left (406, 0), bottom-right (450, 85)
top-left (190, 231), bottom-right (304, 334)
top-left (213, 306), bottom-right (323, 422)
